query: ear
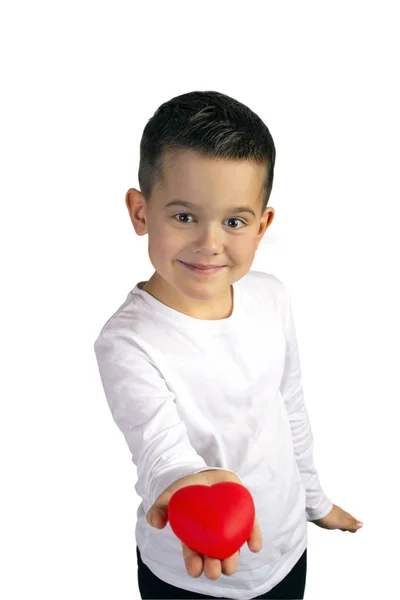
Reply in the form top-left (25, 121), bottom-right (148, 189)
top-left (255, 207), bottom-right (275, 246)
top-left (125, 188), bottom-right (148, 235)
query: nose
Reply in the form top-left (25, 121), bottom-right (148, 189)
top-left (190, 223), bottom-right (225, 254)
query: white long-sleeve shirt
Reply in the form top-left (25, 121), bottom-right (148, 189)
top-left (93, 269), bottom-right (332, 600)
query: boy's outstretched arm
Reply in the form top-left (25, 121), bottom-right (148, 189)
top-left (279, 284), bottom-right (363, 532)
top-left (94, 328), bottom-right (242, 516)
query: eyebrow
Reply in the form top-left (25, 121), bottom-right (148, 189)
top-left (164, 199), bottom-right (256, 218)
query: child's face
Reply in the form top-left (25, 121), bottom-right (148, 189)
top-left (126, 150), bottom-right (274, 317)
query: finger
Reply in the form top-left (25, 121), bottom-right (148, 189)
top-left (347, 517), bottom-right (360, 533)
top-left (341, 520), bottom-right (360, 533)
top-left (247, 518), bottom-right (262, 552)
top-left (203, 555), bottom-right (222, 580)
top-left (182, 543), bottom-right (203, 578)
top-left (221, 550), bottom-right (240, 576)
top-left (146, 507), bottom-right (167, 529)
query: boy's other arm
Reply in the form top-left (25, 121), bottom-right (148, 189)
top-left (279, 285), bottom-right (333, 522)
top-left (93, 329), bottom-right (242, 515)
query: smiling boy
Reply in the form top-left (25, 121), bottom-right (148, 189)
top-left (94, 90), bottom-right (362, 600)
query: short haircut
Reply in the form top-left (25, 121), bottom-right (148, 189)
top-left (138, 90), bottom-right (276, 214)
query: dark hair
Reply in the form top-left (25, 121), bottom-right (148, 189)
top-left (138, 91), bottom-right (276, 215)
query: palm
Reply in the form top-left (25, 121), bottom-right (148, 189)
top-left (182, 542), bottom-right (240, 580)
top-left (181, 517), bottom-right (262, 580)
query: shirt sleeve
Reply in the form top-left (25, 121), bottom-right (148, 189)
top-left (279, 284), bottom-right (333, 521)
top-left (93, 328), bottom-right (243, 515)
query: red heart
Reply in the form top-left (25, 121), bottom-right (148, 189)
top-left (168, 482), bottom-right (255, 561)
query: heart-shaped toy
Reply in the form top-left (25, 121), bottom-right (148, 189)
top-left (168, 482), bottom-right (255, 560)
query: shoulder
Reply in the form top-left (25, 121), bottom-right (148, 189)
top-left (93, 309), bottom-right (152, 370)
top-left (240, 269), bottom-right (288, 302)
top-left (93, 288), bottom-right (149, 352)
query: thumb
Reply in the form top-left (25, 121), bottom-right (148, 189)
top-left (147, 506), bottom-right (168, 529)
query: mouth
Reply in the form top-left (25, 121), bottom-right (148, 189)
top-left (179, 261), bottom-right (226, 275)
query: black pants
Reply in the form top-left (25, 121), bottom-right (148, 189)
top-left (136, 546), bottom-right (307, 599)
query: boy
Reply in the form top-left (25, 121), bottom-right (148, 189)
top-left (94, 90), bottom-right (362, 600)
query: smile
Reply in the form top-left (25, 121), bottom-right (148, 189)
top-left (179, 261), bottom-right (226, 275)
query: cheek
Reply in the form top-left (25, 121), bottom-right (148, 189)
top-left (230, 237), bottom-right (257, 259)
top-left (148, 226), bottom-right (180, 257)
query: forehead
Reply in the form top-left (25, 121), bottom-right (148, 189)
top-left (159, 150), bottom-right (266, 202)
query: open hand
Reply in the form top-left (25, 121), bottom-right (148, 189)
top-left (146, 469), bottom-right (262, 580)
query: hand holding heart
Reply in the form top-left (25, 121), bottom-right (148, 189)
top-left (146, 469), bottom-right (262, 580)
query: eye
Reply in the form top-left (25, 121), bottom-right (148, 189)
top-left (173, 213), bottom-right (246, 229)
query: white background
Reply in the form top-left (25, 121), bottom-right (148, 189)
top-left (1, 1), bottom-right (399, 598)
